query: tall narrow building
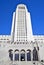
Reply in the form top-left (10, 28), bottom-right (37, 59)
top-left (11, 4), bottom-right (33, 43)
top-left (0, 4), bottom-right (44, 65)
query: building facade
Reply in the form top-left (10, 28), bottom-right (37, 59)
top-left (0, 4), bottom-right (44, 65)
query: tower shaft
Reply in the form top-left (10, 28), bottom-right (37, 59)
top-left (11, 4), bottom-right (33, 42)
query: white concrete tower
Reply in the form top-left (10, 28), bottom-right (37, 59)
top-left (11, 4), bottom-right (33, 43)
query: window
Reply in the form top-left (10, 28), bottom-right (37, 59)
top-left (8, 49), bottom-right (13, 61)
top-left (20, 49), bottom-right (25, 61)
top-left (14, 49), bottom-right (19, 61)
top-left (27, 50), bottom-right (31, 61)
top-left (33, 47), bottom-right (38, 61)
top-left (20, 53), bottom-right (25, 61)
top-left (18, 7), bottom-right (25, 9)
top-left (15, 54), bottom-right (19, 61)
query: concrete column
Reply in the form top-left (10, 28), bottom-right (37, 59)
top-left (12, 50), bottom-right (15, 64)
top-left (19, 51), bottom-right (20, 61)
top-left (25, 52), bottom-right (27, 61)
top-left (13, 51), bottom-right (15, 61)
top-left (31, 50), bottom-right (33, 61)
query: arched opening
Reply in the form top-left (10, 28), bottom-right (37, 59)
top-left (27, 49), bottom-right (31, 61)
top-left (14, 49), bottom-right (19, 61)
top-left (20, 49), bottom-right (25, 61)
top-left (8, 49), bottom-right (13, 61)
top-left (33, 47), bottom-right (38, 61)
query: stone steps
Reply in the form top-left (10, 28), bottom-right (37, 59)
top-left (0, 60), bottom-right (43, 65)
